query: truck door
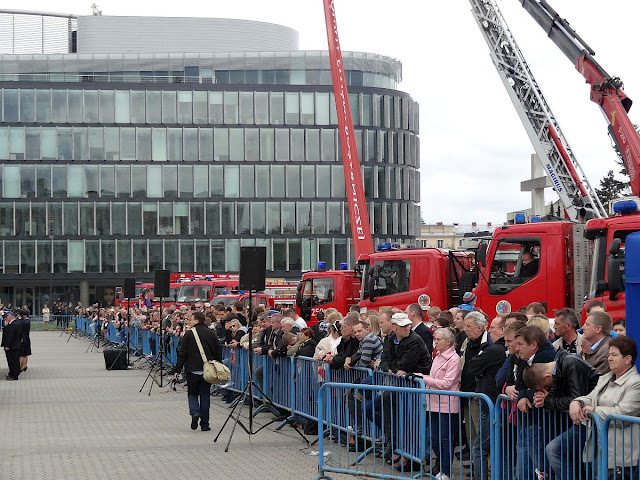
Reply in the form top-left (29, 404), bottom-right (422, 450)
top-left (480, 236), bottom-right (547, 314)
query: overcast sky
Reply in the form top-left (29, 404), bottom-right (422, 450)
top-left (10, 0), bottom-right (640, 225)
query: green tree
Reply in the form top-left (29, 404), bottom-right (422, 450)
top-left (596, 170), bottom-right (628, 205)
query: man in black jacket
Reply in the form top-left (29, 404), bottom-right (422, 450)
top-left (323, 314), bottom-right (359, 370)
top-left (2, 310), bottom-right (23, 380)
top-left (175, 311), bottom-right (221, 431)
top-left (523, 349), bottom-right (599, 479)
top-left (467, 316), bottom-right (507, 480)
top-left (405, 303), bottom-right (433, 354)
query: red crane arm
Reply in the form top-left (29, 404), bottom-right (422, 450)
top-left (322, 0), bottom-right (374, 259)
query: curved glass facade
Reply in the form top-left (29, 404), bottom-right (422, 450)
top-left (0, 46), bottom-right (419, 309)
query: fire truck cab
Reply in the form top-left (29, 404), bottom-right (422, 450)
top-left (359, 245), bottom-right (474, 313)
top-left (296, 262), bottom-right (363, 323)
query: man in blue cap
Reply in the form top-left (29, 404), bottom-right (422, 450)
top-left (1, 310), bottom-right (23, 380)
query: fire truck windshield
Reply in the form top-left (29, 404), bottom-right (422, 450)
top-left (176, 285), bottom-right (211, 303)
top-left (488, 239), bottom-right (540, 294)
top-left (301, 278), bottom-right (335, 307)
top-left (365, 260), bottom-right (410, 298)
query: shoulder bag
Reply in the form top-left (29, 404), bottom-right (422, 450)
top-left (191, 328), bottom-right (230, 384)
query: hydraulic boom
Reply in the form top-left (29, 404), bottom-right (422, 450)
top-left (469, 0), bottom-right (607, 219)
top-left (517, 0), bottom-right (640, 197)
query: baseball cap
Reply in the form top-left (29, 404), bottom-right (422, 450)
top-left (391, 312), bottom-right (411, 327)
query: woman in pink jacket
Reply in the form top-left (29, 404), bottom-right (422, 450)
top-left (416, 326), bottom-right (462, 480)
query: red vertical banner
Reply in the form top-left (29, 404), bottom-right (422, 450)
top-left (322, 0), bottom-right (374, 259)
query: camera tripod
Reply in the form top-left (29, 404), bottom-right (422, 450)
top-left (85, 328), bottom-right (103, 353)
top-left (65, 317), bottom-right (82, 342)
top-left (214, 292), bottom-right (309, 452)
top-left (139, 296), bottom-right (167, 395)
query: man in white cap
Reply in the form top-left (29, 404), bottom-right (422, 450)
top-left (2, 310), bottom-right (23, 380)
top-left (379, 312), bottom-right (432, 464)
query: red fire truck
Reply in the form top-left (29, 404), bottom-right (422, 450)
top-left (466, 0), bottom-right (640, 321)
top-left (173, 274), bottom-right (240, 307)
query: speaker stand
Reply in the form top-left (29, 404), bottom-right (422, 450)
top-left (139, 296), bottom-right (166, 395)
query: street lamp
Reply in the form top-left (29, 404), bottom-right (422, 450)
top-left (48, 213), bottom-right (54, 306)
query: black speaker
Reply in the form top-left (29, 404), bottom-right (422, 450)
top-left (154, 269), bottom-right (171, 298)
top-left (123, 278), bottom-right (136, 298)
top-left (103, 348), bottom-right (128, 370)
top-left (239, 247), bottom-right (266, 291)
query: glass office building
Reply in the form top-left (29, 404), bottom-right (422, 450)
top-left (0, 12), bottom-right (420, 310)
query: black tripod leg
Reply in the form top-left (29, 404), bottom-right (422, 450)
top-left (214, 382), bottom-right (252, 443)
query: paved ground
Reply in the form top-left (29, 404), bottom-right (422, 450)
top-left (0, 331), bottom-right (358, 480)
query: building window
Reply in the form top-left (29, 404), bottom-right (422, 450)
top-left (437, 239), bottom-right (444, 248)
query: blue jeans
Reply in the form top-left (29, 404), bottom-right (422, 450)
top-left (428, 411), bottom-right (458, 477)
top-left (187, 373), bottom-right (211, 429)
top-left (472, 404), bottom-right (491, 480)
top-left (546, 424), bottom-right (587, 480)
top-left (517, 422), bottom-right (542, 480)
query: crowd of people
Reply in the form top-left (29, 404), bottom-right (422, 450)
top-left (9, 293), bottom-right (634, 479)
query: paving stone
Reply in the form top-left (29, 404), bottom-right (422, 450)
top-left (0, 332), bottom-right (361, 480)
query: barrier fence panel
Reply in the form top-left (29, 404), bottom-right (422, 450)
top-left (372, 372), bottom-right (426, 472)
top-left (318, 382), bottom-right (427, 478)
top-left (323, 365), bottom-right (373, 440)
top-left (293, 356), bottom-right (326, 422)
top-left (260, 356), bottom-right (294, 411)
top-left (495, 394), bottom-right (602, 480)
top-left (600, 414), bottom-right (640, 480)
top-left (222, 346), bottom-right (249, 394)
top-left (129, 326), bottom-right (140, 352)
top-left (141, 330), bottom-right (151, 356)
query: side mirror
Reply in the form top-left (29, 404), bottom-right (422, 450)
top-left (607, 238), bottom-right (624, 300)
top-left (367, 277), bottom-right (376, 302)
top-left (295, 291), bottom-right (302, 309)
top-left (610, 238), bottom-right (622, 255)
top-left (608, 257), bottom-right (624, 300)
top-left (476, 242), bottom-right (487, 267)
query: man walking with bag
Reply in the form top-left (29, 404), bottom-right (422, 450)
top-left (175, 311), bottom-right (221, 431)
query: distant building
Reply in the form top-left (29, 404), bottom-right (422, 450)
top-left (417, 222), bottom-right (495, 250)
top-left (0, 11), bottom-right (420, 311)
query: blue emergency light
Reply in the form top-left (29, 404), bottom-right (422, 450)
top-left (613, 199), bottom-right (639, 215)
top-left (317, 261), bottom-right (327, 271)
top-left (377, 242), bottom-right (392, 251)
top-left (339, 263), bottom-right (348, 270)
top-left (530, 215), bottom-right (541, 222)
top-left (514, 213), bottom-right (526, 224)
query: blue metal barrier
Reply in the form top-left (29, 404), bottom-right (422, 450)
top-left (142, 330), bottom-right (151, 355)
top-left (261, 355), bottom-right (295, 411)
top-left (129, 326), bottom-right (140, 352)
top-left (315, 382), bottom-right (495, 480)
top-left (600, 414), bottom-right (640, 480)
top-left (371, 372), bottom-right (427, 473)
top-left (221, 346), bottom-right (249, 394)
top-left (495, 394), bottom-right (602, 480)
top-left (293, 356), bottom-right (326, 422)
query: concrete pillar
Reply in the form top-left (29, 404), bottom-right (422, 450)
top-left (531, 154), bottom-right (546, 216)
top-left (80, 280), bottom-right (89, 306)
